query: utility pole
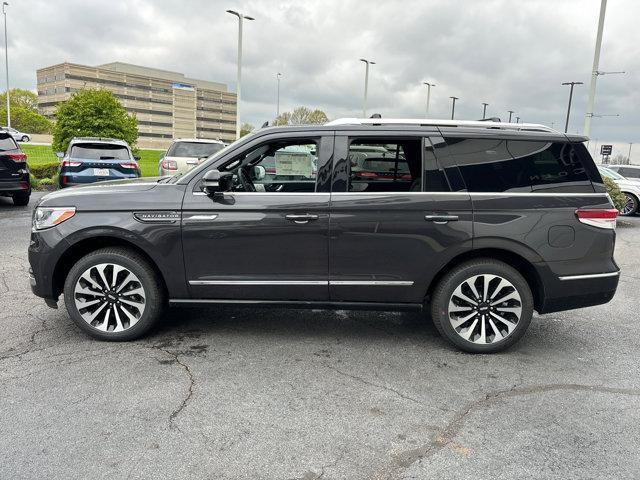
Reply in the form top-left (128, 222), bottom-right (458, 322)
top-left (481, 102), bottom-right (489, 119)
top-left (449, 96), bottom-right (458, 120)
top-left (583, 0), bottom-right (607, 137)
top-left (227, 9), bottom-right (255, 140)
top-left (423, 82), bottom-right (435, 117)
top-left (2, 2), bottom-right (9, 128)
top-left (562, 81), bottom-right (583, 133)
top-left (276, 72), bottom-right (282, 118)
top-left (629, 143), bottom-right (633, 163)
top-left (360, 58), bottom-right (375, 117)
top-left (508, 110), bottom-right (514, 123)
top-left (516, 116), bottom-right (521, 123)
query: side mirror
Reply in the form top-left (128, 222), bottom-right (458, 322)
top-left (56, 152), bottom-right (64, 159)
top-left (202, 169), bottom-right (233, 196)
top-left (251, 165), bottom-right (266, 181)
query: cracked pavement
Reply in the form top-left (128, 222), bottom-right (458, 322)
top-left (1, 193), bottom-right (639, 479)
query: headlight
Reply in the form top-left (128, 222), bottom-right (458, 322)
top-left (33, 207), bottom-right (76, 230)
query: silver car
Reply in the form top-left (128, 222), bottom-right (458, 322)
top-left (1, 127), bottom-right (30, 143)
top-left (598, 166), bottom-right (640, 215)
top-left (158, 138), bottom-right (225, 176)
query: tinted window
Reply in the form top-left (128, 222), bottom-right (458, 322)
top-left (167, 141), bottom-right (224, 158)
top-left (507, 140), bottom-right (591, 192)
top-left (70, 144), bottom-right (131, 160)
top-left (448, 137), bottom-right (593, 193)
top-left (348, 139), bottom-right (421, 192)
top-left (424, 137), bottom-right (450, 192)
top-left (0, 135), bottom-right (17, 151)
top-left (446, 138), bottom-right (530, 192)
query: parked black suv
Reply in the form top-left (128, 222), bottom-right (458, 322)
top-left (28, 119), bottom-right (620, 353)
top-left (0, 131), bottom-right (30, 206)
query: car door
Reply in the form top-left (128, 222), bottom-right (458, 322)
top-left (181, 131), bottom-right (333, 301)
top-left (328, 131), bottom-right (473, 304)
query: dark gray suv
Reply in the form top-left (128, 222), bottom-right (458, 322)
top-left (28, 119), bottom-right (620, 353)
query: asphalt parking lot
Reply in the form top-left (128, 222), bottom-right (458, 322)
top-left (1, 192), bottom-right (639, 480)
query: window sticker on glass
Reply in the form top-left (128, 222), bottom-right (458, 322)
top-left (275, 152), bottom-right (314, 177)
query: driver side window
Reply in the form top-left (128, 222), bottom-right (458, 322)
top-left (225, 139), bottom-right (319, 193)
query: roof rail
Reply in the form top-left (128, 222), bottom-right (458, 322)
top-left (324, 118), bottom-right (558, 133)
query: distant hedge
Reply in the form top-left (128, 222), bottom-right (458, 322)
top-left (30, 162), bottom-right (59, 179)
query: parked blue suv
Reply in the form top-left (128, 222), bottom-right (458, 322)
top-left (57, 137), bottom-right (141, 188)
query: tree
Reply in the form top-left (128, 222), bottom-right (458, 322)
top-left (612, 154), bottom-right (630, 165)
top-left (240, 122), bottom-right (254, 137)
top-left (603, 177), bottom-right (626, 211)
top-left (52, 89), bottom-right (138, 153)
top-left (0, 88), bottom-right (52, 133)
top-left (273, 106), bottom-right (328, 126)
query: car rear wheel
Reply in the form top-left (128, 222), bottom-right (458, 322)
top-left (21, 135), bottom-right (29, 142)
top-left (430, 259), bottom-right (534, 353)
top-left (63, 247), bottom-right (165, 341)
top-left (620, 193), bottom-right (638, 216)
top-left (12, 190), bottom-right (30, 206)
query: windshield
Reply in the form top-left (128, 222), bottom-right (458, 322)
top-left (598, 166), bottom-right (625, 180)
top-left (70, 143), bottom-right (131, 160)
top-left (167, 141), bottom-right (224, 158)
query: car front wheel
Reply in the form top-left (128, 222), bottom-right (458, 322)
top-left (63, 247), bottom-right (165, 341)
top-left (430, 259), bottom-right (534, 353)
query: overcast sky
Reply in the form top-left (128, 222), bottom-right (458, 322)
top-left (6, 0), bottom-right (639, 159)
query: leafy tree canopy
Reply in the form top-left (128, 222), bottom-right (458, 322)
top-left (0, 88), bottom-right (52, 134)
top-left (52, 89), bottom-right (138, 153)
top-left (240, 122), bottom-right (254, 137)
top-left (273, 106), bottom-right (329, 126)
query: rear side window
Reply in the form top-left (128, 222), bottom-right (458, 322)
top-left (70, 144), bottom-right (131, 160)
top-left (0, 135), bottom-right (17, 151)
top-left (446, 137), bottom-right (593, 193)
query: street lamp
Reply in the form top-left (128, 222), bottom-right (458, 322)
top-left (449, 96), bottom-right (459, 120)
top-left (2, 2), bottom-right (9, 128)
top-left (227, 9), bottom-right (254, 140)
top-left (508, 110), bottom-right (515, 123)
top-left (360, 58), bottom-right (375, 117)
top-left (423, 82), bottom-right (435, 117)
top-left (276, 72), bottom-right (282, 118)
top-left (516, 116), bottom-right (520, 123)
top-left (481, 102), bottom-right (489, 120)
top-left (561, 81), bottom-right (583, 133)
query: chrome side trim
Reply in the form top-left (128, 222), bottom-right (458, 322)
top-left (558, 271), bottom-right (620, 281)
top-left (188, 280), bottom-right (415, 286)
top-left (185, 214), bottom-right (218, 221)
top-left (330, 280), bottom-right (414, 286)
top-left (331, 192), bottom-right (607, 197)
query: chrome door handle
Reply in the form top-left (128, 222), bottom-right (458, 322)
top-left (424, 214), bottom-right (459, 224)
top-left (184, 214), bottom-right (219, 223)
top-left (286, 213), bottom-right (319, 224)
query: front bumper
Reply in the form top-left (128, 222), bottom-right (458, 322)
top-left (28, 226), bottom-right (70, 306)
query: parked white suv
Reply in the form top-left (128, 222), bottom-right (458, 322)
top-left (158, 138), bottom-right (225, 176)
top-left (598, 166), bottom-right (640, 215)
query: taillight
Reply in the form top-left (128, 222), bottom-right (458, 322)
top-left (355, 172), bottom-right (377, 178)
top-left (120, 162), bottom-right (139, 169)
top-left (7, 153), bottom-right (27, 162)
top-left (61, 160), bottom-right (82, 167)
top-left (576, 208), bottom-right (618, 229)
top-left (161, 160), bottom-right (178, 171)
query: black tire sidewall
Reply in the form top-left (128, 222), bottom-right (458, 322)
top-left (621, 193), bottom-right (638, 216)
top-left (12, 191), bottom-right (30, 206)
top-left (431, 260), bottom-right (534, 353)
top-left (63, 249), bottom-right (163, 341)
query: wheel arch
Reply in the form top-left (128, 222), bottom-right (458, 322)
top-left (52, 235), bottom-right (168, 300)
top-left (425, 247), bottom-right (545, 312)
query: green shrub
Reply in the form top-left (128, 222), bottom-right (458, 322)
top-left (30, 162), bottom-right (59, 179)
top-left (603, 177), bottom-right (626, 211)
top-left (38, 177), bottom-right (55, 186)
top-left (29, 173), bottom-right (39, 188)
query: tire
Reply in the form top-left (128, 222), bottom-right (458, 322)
top-left (63, 247), bottom-right (166, 341)
top-left (12, 190), bottom-right (30, 206)
top-left (620, 193), bottom-right (638, 216)
top-left (21, 135), bottom-right (29, 143)
top-left (430, 258), bottom-right (534, 353)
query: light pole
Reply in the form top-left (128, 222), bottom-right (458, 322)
top-left (508, 110), bottom-right (514, 122)
top-left (360, 58), bottom-right (375, 117)
top-left (227, 9), bottom-right (254, 140)
top-left (2, 2), bottom-right (9, 128)
top-left (629, 143), bottom-right (633, 163)
top-left (584, 0), bottom-right (607, 137)
top-left (481, 102), bottom-right (489, 119)
top-left (449, 96), bottom-right (458, 120)
top-left (562, 81), bottom-right (583, 133)
top-left (516, 116), bottom-right (520, 123)
top-left (276, 72), bottom-right (282, 118)
top-left (423, 82), bottom-right (435, 117)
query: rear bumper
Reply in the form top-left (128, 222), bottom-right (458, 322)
top-left (59, 172), bottom-right (140, 187)
top-left (0, 179), bottom-right (30, 193)
top-left (537, 268), bottom-right (620, 313)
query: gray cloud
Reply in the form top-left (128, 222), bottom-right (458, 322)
top-left (5, 0), bottom-right (639, 155)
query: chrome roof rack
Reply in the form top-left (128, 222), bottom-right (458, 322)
top-left (325, 117), bottom-right (558, 133)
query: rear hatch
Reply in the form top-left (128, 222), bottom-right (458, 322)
top-left (0, 134), bottom-right (26, 181)
top-left (63, 143), bottom-right (139, 178)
